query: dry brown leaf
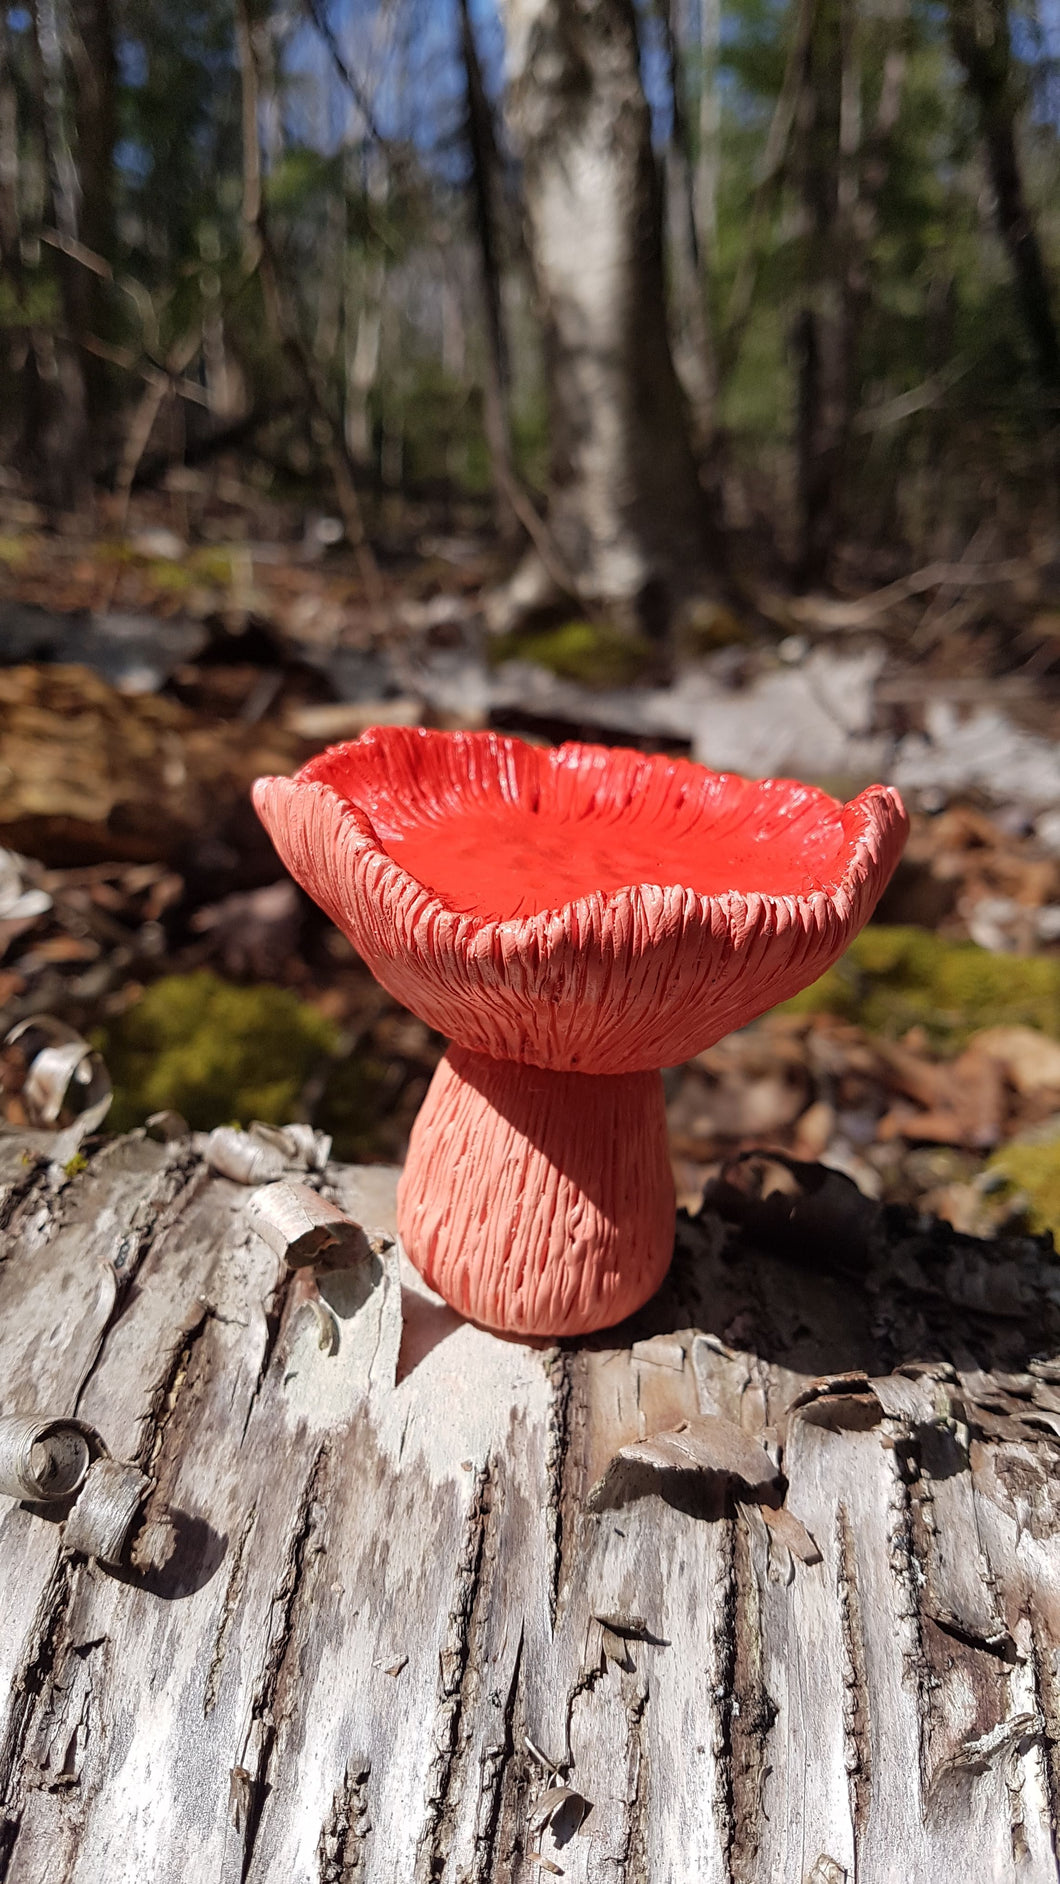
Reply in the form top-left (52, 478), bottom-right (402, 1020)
top-left (973, 1026), bottom-right (1060, 1096)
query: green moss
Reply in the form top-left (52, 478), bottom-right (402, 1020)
top-left (986, 1130), bottom-right (1060, 1238)
top-left (782, 926), bottom-right (1060, 1046)
top-left (144, 558), bottom-right (196, 593)
top-left (490, 618), bottom-right (657, 688)
top-left (187, 545), bottom-right (237, 587)
top-left (316, 1054), bottom-right (392, 1164)
top-left (98, 972), bottom-right (339, 1133)
top-left (678, 601), bottom-right (753, 655)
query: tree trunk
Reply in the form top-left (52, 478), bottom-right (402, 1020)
top-left (458, 0), bottom-right (520, 542)
top-left (791, 0), bottom-right (844, 587)
top-left (26, 0), bottom-right (90, 511)
top-left (0, 12), bottom-right (19, 274)
top-left (65, 0), bottom-right (118, 426)
top-left (3, 1128), bottom-right (1060, 1877)
top-left (344, 151), bottom-right (386, 467)
top-left (657, 0), bottom-right (715, 442)
top-left (793, 0), bottom-right (908, 586)
top-left (946, 0), bottom-right (1060, 399)
top-left (497, 0), bottom-right (714, 642)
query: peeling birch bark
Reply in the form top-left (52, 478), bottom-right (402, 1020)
top-left (1, 1130), bottom-right (1060, 1880)
top-left (495, 0), bottom-right (713, 639)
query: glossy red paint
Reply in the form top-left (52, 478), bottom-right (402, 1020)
top-left (298, 731), bottom-right (865, 919)
top-left (254, 726), bottom-right (908, 1336)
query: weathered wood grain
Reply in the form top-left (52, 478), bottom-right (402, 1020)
top-left (2, 1131), bottom-right (1060, 1881)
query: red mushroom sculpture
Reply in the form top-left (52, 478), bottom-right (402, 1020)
top-left (254, 728), bottom-right (907, 1338)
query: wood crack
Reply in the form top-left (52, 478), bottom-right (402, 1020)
top-left (204, 1510), bottom-right (257, 1717)
top-left (72, 1148), bottom-right (203, 1414)
top-left (836, 1502), bottom-right (872, 1859)
top-left (617, 1685), bottom-right (650, 1882)
top-left (712, 1517), bottom-right (737, 1880)
top-left (468, 1624), bottom-right (523, 1884)
top-left (135, 1299), bottom-right (216, 1473)
top-left (237, 1443), bottom-right (329, 1882)
top-left (0, 1556), bottom-right (75, 1833)
top-left (241, 1264), bottom-right (297, 1442)
top-left (883, 1434), bottom-right (930, 1801)
top-left (0, 1154), bottom-right (50, 1238)
top-left (317, 1759), bottom-right (371, 1883)
top-left (544, 1349), bottom-right (572, 1632)
top-left (415, 1462), bottom-right (493, 1882)
top-left (1030, 1609), bottom-right (1060, 1865)
top-left (728, 1512), bottom-right (776, 1883)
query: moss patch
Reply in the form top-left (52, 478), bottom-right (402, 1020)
top-left (782, 926), bottom-right (1060, 1046)
top-left (98, 972), bottom-right (339, 1133)
top-left (490, 618), bottom-right (657, 688)
top-left (986, 1129), bottom-right (1060, 1238)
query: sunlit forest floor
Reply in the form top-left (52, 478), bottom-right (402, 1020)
top-left (3, 487), bottom-right (1060, 1249)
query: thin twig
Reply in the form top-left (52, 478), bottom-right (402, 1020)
top-left (781, 557), bottom-right (1031, 628)
top-left (300, 0), bottom-right (384, 145)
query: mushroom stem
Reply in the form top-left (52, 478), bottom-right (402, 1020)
top-left (397, 1047), bottom-right (675, 1337)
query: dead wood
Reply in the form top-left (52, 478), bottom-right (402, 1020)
top-left (1, 1130), bottom-right (1060, 1879)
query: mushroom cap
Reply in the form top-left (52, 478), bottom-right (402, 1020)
top-left (253, 727), bottom-right (908, 1075)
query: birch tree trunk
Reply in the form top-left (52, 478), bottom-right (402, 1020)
top-left (497, 0), bottom-right (715, 642)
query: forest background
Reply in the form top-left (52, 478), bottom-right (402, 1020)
top-left (4, 0), bottom-right (1060, 582)
top-left (2, 0), bottom-right (1060, 1245)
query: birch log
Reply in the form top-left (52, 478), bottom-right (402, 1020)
top-left (2, 1127), bottom-right (1060, 1881)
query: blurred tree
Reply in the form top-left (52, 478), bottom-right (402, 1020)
top-left (496, 0), bottom-right (716, 641)
top-left (946, 0), bottom-right (1060, 399)
top-left (457, 0), bottom-right (518, 537)
top-left (0, 0), bottom-right (1057, 589)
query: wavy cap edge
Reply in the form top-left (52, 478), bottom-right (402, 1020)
top-left (252, 769), bottom-right (908, 1072)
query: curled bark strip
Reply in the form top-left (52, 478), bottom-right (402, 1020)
top-left (585, 1413), bottom-right (779, 1511)
top-left (249, 1121), bottom-right (331, 1172)
top-left (204, 1121), bottom-right (332, 1185)
top-left (528, 1784), bottom-right (589, 1836)
top-left (245, 1181), bottom-right (373, 1272)
top-left (206, 1127), bottom-right (288, 1184)
top-left (785, 1367), bottom-right (957, 1433)
top-left (0, 1413), bottom-right (102, 1502)
top-left (64, 1458), bottom-right (153, 1567)
top-left (756, 1500), bottom-right (822, 1565)
top-left (145, 1110), bottom-right (191, 1142)
top-left (4, 1015), bottom-right (112, 1136)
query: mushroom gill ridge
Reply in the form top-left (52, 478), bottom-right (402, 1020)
top-left (254, 729), bottom-right (907, 1337)
top-left (295, 726), bottom-right (877, 921)
top-left (253, 738), bottom-right (906, 1075)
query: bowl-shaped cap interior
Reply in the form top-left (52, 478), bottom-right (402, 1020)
top-left (301, 730), bottom-right (865, 922)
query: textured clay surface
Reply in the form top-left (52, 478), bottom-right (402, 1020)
top-left (254, 726), bottom-right (909, 1075)
top-left (255, 727), bottom-right (908, 1333)
top-left (397, 1047), bottom-right (675, 1336)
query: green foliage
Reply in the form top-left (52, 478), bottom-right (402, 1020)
top-left (98, 972), bottom-right (338, 1133)
top-left (986, 1129), bottom-right (1060, 1239)
top-left (489, 619), bottom-right (658, 687)
top-left (782, 926), bottom-right (1060, 1045)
